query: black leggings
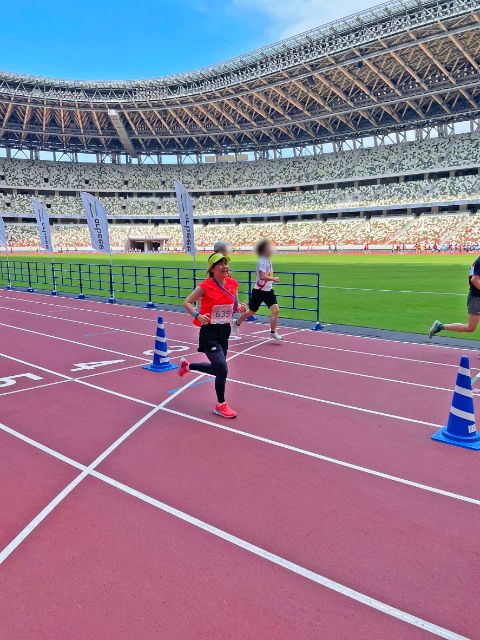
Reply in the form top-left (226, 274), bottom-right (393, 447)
top-left (189, 348), bottom-right (228, 404)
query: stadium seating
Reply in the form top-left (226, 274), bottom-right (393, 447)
top-left (2, 132), bottom-right (480, 250)
top-left (1, 133), bottom-right (479, 192)
top-left (5, 213), bottom-right (480, 250)
top-left (2, 174), bottom-right (480, 218)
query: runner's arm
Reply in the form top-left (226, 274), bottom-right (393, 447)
top-left (232, 285), bottom-right (247, 313)
top-left (471, 275), bottom-right (480, 290)
top-left (258, 270), bottom-right (280, 283)
top-left (184, 286), bottom-right (210, 324)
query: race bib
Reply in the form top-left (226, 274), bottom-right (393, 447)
top-left (211, 304), bottom-right (234, 324)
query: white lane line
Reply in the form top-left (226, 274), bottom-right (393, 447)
top-left (0, 400), bottom-right (167, 565)
top-left (1, 368), bottom-right (478, 509)
top-left (0, 379), bottom-right (69, 398)
top-left (0, 419), bottom-right (470, 640)
top-left (161, 407), bottom-right (479, 506)
top-left (322, 284), bottom-right (465, 296)
top-left (2, 349), bottom-right (479, 509)
top-left (75, 380), bottom-right (154, 406)
top-left (240, 352), bottom-right (462, 394)
top-left (0, 328), bottom-right (443, 428)
top-left (0, 421), bottom-right (85, 470)
top-left (224, 376), bottom-right (441, 428)
top-left (89, 469), bottom-right (469, 640)
top-left (0, 321), bottom-right (151, 362)
top-left (3, 289), bottom-right (476, 355)
top-left (0, 351), bottom-right (155, 407)
top-left (307, 324), bottom-right (478, 354)
top-left (0, 470), bottom-right (91, 563)
top-left (0, 301), bottom-right (273, 352)
top-left (0, 337), bottom-right (271, 563)
top-left (0, 355), bottom-right (202, 399)
top-left (280, 338), bottom-right (461, 368)
top-left (0, 304), bottom-right (198, 347)
top-left (0, 291), bottom-right (196, 329)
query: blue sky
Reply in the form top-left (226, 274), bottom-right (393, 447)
top-left (1, 0), bottom-right (378, 80)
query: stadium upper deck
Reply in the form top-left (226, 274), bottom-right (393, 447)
top-left (0, 0), bottom-right (479, 156)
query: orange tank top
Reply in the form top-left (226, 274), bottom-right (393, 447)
top-left (193, 277), bottom-right (239, 326)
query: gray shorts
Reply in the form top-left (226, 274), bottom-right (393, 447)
top-left (467, 294), bottom-right (480, 315)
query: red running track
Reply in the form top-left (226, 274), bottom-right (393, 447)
top-left (0, 290), bottom-right (479, 640)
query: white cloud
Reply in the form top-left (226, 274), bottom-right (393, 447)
top-left (234, 0), bottom-right (379, 40)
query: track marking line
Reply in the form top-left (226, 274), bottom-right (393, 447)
top-left (322, 284), bottom-right (465, 296)
top-left (161, 407), bottom-right (480, 506)
top-left (1, 371), bottom-right (478, 508)
top-left (0, 330), bottom-right (443, 428)
top-left (3, 289), bottom-right (477, 355)
top-left (0, 354), bottom-right (201, 399)
top-left (0, 421), bottom-right (85, 470)
top-left (75, 380), bottom-right (157, 407)
top-left (0, 321), bottom-right (150, 362)
top-left (0, 379), bottom-right (69, 398)
top-left (0, 336), bottom-right (271, 564)
top-left (240, 352), bottom-right (465, 394)
top-left (88, 470), bottom-right (470, 640)
top-left (224, 376), bottom-right (441, 427)
top-left (0, 351), bottom-right (155, 407)
top-left (280, 337), bottom-right (462, 368)
top-left (0, 304), bottom-right (198, 347)
top-left (83, 330), bottom-right (119, 337)
top-left (0, 418), bottom-right (470, 640)
top-left (0, 293), bottom-right (196, 329)
top-left (2, 330), bottom-right (475, 507)
top-left (313, 325), bottom-right (479, 353)
top-left (0, 302), bottom-right (270, 352)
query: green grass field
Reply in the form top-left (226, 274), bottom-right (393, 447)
top-left (0, 252), bottom-right (477, 339)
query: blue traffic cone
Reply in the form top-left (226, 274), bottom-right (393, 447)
top-left (143, 316), bottom-right (178, 373)
top-left (431, 355), bottom-right (480, 450)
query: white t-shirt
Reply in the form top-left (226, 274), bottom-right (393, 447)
top-left (254, 257), bottom-right (273, 292)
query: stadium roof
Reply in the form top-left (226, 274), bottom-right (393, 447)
top-left (0, 0), bottom-right (479, 156)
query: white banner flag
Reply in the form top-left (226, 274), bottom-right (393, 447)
top-left (80, 192), bottom-right (111, 254)
top-left (0, 216), bottom-right (7, 249)
top-left (174, 180), bottom-right (195, 258)
top-left (32, 199), bottom-right (54, 252)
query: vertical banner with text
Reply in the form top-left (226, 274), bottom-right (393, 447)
top-left (32, 198), bottom-right (54, 252)
top-left (174, 180), bottom-right (196, 258)
top-left (0, 216), bottom-right (7, 249)
top-left (80, 192), bottom-right (111, 254)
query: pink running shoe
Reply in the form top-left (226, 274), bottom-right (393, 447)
top-left (178, 357), bottom-right (190, 377)
top-left (214, 402), bottom-right (237, 419)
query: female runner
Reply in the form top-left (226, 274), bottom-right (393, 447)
top-left (179, 253), bottom-right (247, 418)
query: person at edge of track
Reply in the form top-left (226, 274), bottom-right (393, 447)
top-left (179, 253), bottom-right (247, 419)
top-left (213, 240), bottom-right (234, 256)
top-left (234, 238), bottom-right (283, 341)
top-left (429, 255), bottom-right (480, 339)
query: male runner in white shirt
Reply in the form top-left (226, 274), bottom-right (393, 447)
top-left (235, 239), bottom-right (282, 341)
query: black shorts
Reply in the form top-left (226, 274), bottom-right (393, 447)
top-left (249, 288), bottom-right (277, 312)
top-left (467, 294), bottom-right (480, 316)
top-left (198, 323), bottom-right (231, 355)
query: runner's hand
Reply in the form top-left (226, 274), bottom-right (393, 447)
top-left (272, 277), bottom-right (280, 283)
top-left (237, 303), bottom-right (247, 313)
top-left (197, 313), bottom-right (210, 325)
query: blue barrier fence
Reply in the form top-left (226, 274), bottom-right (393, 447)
top-left (0, 259), bottom-right (321, 328)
